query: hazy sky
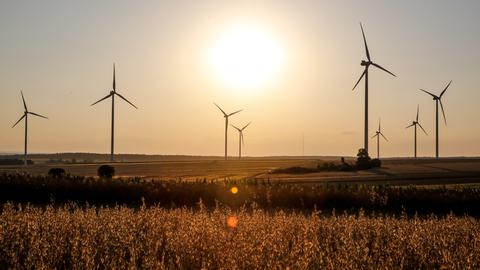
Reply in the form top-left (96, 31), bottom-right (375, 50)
top-left (1, 0), bottom-right (479, 157)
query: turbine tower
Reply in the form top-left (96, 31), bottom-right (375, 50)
top-left (12, 91), bottom-right (48, 166)
top-left (419, 81), bottom-right (451, 158)
top-left (352, 23), bottom-right (396, 155)
top-left (91, 64), bottom-right (137, 162)
top-left (231, 122), bottom-right (251, 159)
top-left (214, 103), bottom-right (242, 160)
top-left (406, 105), bottom-right (428, 158)
top-left (371, 119), bottom-right (388, 159)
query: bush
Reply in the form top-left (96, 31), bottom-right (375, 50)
top-left (355, 148), bottom-right (372, 170)
top-left (370, 158), bottom-right (382, 168)
top-left (48, 168), bottom-right (66, 178)
top-left (97, 165), bottom-right (115, 179)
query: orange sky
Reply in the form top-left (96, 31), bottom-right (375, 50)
top-left (0, 1), bottom-right (479, 157)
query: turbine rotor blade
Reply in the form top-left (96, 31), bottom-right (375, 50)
top-left (21, 91), bottom-right (27, 111)
top-left (380, 132), bottom-right (388, 141)
top-left (242, 121), bottom-right (252, 130)
top-left (417, 122), bottom-right (428, 135)
top-left (439, 100), bottom-right (447, 125)
top-left (214, 103), bottom-right (227, 116)
top-left (241, 132), bottom-right (245, 146)
top-left (372, 133), bottom-right (378, 139)
top-left (12, 114), bottom-right (26, 128)
top-left (360, 23), bottom-right (371, 61)
top-left (419, 89), bottom-right (437, 98)
top-left (440, 80), bottom-right (452, 98)
top-left (91, 93), bottom-right (112, 106)
top-left (115, 92), bottom-right (138, 109)
top-left (416, 105), bottom-right (419, 122)
top-left (28, 112), bottom-right (48, 119)
top-left (113, 63), bottom-right (116, 91)
top-left (371, 62), bottom-right (396, 77)
top-left (230, 124), bottom-right (241, 132)
top-left (406, 123), bottom-right (415, 129)
top-left (352, 69), bottom-right (366, 91)
top-left (228, 109), bottom-right (242, 117)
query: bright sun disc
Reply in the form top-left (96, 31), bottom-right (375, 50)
top-left (210, 24), bottom-right (285, 89)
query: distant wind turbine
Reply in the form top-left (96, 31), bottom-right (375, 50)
top-left (406, 105), bottom-right (428, 158)
top-left (419, 81), bottom-right (452, 158)
top-left (214, 103), bottom-right (242, 160)
top-left (371, 119), bottom-right (388, 159)
top-left (231, 122), bottom-right (251, 158)
top-left (91, 64), bottom-right (137, 162)
top-left (352, 23), bottom-right (396, 155)
top-left (12, 91), bottom-right (48, 166)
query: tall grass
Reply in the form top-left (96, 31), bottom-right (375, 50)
top-left (0, 203), bottom-right (479, 269)
top-left (1, 173), bottom-right (480, 215)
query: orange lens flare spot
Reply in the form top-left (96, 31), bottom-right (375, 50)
top-left (230, 186), bottom-right (238, 194)
top-left (227, 216), bottom-right (238, 228)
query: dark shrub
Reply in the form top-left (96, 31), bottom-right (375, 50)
top-left (98, 165), bottom-right (115, 179)
top-left (370, 158), bottom-right (382, 168)
top-left (48, 168), bottom-right (66, 178)
top-left (339, 162), bottom-right (354, 171)
top-left (355, 148), bottom-right (371, 170)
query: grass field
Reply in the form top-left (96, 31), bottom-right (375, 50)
top-left (2, 157), bottom-right (480, 268)
top-left (1, 157), bottom-right (480, 185)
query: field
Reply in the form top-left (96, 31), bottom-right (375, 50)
top-left (2, 157), bottom-right (480, 268)
top-left (1, 156), bottom-right (480, 185)
top-left (1, 203), bottom-right (479, 269)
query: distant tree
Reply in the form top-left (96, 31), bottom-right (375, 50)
top-left (48, 168), bottom-right (66, 178)
top-left (98, 165), bottom-right (115, 179)
top-left (355, 148), bottom-right (372, 170)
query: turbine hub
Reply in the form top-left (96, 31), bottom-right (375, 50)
top-left (361, 60), bottom-right (370, 66)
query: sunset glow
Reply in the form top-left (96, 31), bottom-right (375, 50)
top-left (209, 24), bottom-right (285, 90)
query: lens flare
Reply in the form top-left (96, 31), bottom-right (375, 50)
top-left (230, 186), bottom-right (238, 194)
top-left (227, 216), bottom-right (238, 228)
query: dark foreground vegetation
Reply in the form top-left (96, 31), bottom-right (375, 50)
top-left (1, 173), bottom-right (480, 216)
top-left (1, 203), bottom-right (479, 269)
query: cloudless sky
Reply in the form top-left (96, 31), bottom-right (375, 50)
top-left (0, 0), bottom-right (479, 157)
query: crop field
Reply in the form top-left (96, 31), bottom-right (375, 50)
top-left (1, 157), bottom-right (480, 185)
top-left (1, 203), bottom-right (479, 269)
top-left (2, 157), bottom-right (480, 268)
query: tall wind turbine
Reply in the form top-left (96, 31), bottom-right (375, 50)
top-left (231, 122), bottom-right (251, 159)
top-left (12, 91), bottom-right (48, 166)
top-left (371, 119), bottom-right (388, 159)
top-left (91, 64), bottom-right (137, 162)
top-left (352, 23), bottom-right (396, 155)
top-left (214, 103), bottom-right (242, 160)
top-left (406, 105), bottom-right (428, 158)
top-left (419, 81), bottom-right (452, 158)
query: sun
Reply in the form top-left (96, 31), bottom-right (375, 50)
top-left (209, 24), bottom-right (285, 90)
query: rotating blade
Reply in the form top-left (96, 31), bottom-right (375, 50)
top-left (115, 92), bottom-right (138, 109)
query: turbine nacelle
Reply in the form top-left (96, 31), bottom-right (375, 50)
top-left (361, 60), bottom-right (370, 66)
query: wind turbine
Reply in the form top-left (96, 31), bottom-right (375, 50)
top-left (231, 122), bottom-right (251, 159)
top-left (352, 23), bottom-right (396, 155)
top-left (371, 119), bottom-right (388, 159)
top-left (406, 105), bottom-right (428, 158)
top-left (214, 103), bottom-right (242, 160)
top-left (91, 64), bottom-right (137, 162)
top-left (12, 91), bottom-right (48, 166)
top-left (419, 80), bottom-right (452, 158)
